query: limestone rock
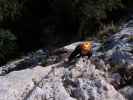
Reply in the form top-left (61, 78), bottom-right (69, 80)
top-left (120, 86), bottom-right (133, 100)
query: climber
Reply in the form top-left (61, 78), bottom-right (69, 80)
top-left (68, 41), bottom-right (93, 62)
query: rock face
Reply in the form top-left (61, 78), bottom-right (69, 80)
top-left (0, 66), bottom-right (52, 100)
top-left (120, 86), bottom-right (133, 100)
top-left (0, 20), bottom-right (133, 100)
top-left (103, 31), bottom-right (133, 66)
top-left (0, 59), bottom-right (125, 100)
top-left (0, 49), bottom-right (49, 75)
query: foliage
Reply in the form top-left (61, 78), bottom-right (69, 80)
top-left (73, 0), bottom-right (124, 38)
top-left (97, 22), bottom-right (120, 42)
top-left (0, 0), bottom-right (23, 22)
top-left (75, 0), bottom-right (123, 20)
top-left (0, 29), bottom-right (18, 65)
top-left (128, 35), bottom-right (133, 43)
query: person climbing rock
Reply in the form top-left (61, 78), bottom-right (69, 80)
top-left (67, 41), bottom-right (93, 62)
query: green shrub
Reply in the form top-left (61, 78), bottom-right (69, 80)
top-left (128, 35), bottom-right (133, 42)
top-left (73, 0), bottom-right (123, 37)
top-left (0, 29), bottom-right (19, 65)
top-left (97, 22), bottom-right (120, 42)
top-left (0, 0), bottom-right (23, 22)
top-left (78, 0), bottom-right (123, 19)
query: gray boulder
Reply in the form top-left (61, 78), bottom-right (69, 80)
top-left (0, 49), bottom-right (48, 75)
top-left (120, 86), bottom-right (133, 100)
top-left (0, 57), bottom-right (125, 100)
top-left (102, 21), bottom-right (133, 66)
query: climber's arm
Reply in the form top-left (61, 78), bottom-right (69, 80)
top-left (87, 50), bottom-right (93, 58)
top-left (68, 45), bottom-right (81, 61)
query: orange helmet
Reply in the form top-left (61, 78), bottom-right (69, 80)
top-left (80, 41), bottom-right (92, 55)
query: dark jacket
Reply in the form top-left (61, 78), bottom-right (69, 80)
top-left (68, 44), bottom-right (92, 61)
